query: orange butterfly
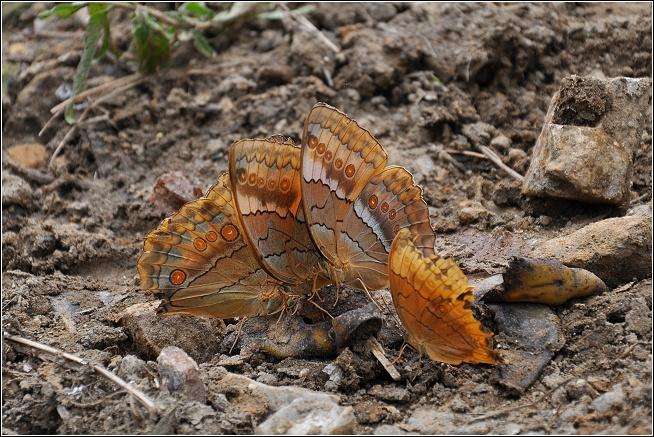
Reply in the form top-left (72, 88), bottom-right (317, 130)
top-left (137, 103), bottom-right (497, 365)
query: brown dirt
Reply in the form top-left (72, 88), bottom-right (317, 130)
top-left (2, 2), bottom-right (651, 434)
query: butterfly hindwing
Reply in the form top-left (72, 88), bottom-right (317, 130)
top-left (388, 229), bottom-right (497, 365)
top-left (340, 166), bottom-right (436, 290)
top-left (137, 172), bottom-right (286, 318)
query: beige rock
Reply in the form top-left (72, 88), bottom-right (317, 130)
top-left (523, 75), bottom-right (651, 206)
top-left (535, 216), bottom-right (652, 287)
top-left (211, 372), bottom-right (355, 434)
top-left (157, 346), bottom-right (207, 403)
top-left (2, 173), bottom-right (34, 209)
top-left (6, 143), bottom-right (48, 169)
top-left (118, 301), bottom-right (224, 362)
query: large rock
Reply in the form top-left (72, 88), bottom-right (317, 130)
top-left (535, 216), bottom-right (651, 287)
top-left (523, 75), bottom-right (651, 206)
top-left (118, 302), bottom-right (224, 362)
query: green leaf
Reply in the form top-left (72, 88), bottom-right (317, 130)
top-left (87, 2), bottom-right (108, 17)
top-left (38, 2), bottom-right (87, 19)
top-left (65, 9), bottom-right (104, 123)
top-left (180, 2), bottom-right (215, 19)
top-left (132, 11), bottom-right (171, 74)
top-left (192, 30), bottom-right (214, 58)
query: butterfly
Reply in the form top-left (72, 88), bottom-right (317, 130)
top-left (137, 103), bottom-right (497, 364)
top-left (299, 103), bottom-right (496, 364)
top-left (389, 229), bottom-right (498, 364)
top-left (137, 137), bottom-right (325, 318)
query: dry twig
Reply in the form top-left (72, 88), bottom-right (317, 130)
top-left (445, 146), bottom-right (524, 182)
top-left (48, 75), bottom-right (148, 167)
top-left (366, 337), bottom-right (401, 381)
top-left (3, 332), bottom-right (159, 415)
top-left (279, 3), bottom-right (340, 53)
top-left (477, 145), bottom-right (525, 182)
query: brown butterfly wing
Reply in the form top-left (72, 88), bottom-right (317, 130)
top-left (137, 172), bottom-right (286, 318)
top-left (389, 229), bottom-right (497, 365)
top-left (301, 103), bottom-right (388, 267)
top-left (228, 137), bottom-right (328, 288)
top-left (340, 166), bottom-right (436, 290)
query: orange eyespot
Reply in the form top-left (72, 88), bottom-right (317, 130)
top-left (334, 158), bottom-right (343, 169)
top-left (248, 173), bottom-right (257, 186)
top-left (345, 164), bottom-right (356, 178)
top-left (194, 237), bottom-right (207, 251)
top-left (368, 194), bottom-right (378, 209)
top-left (169, 269), bottom-right (186, 285)
top-left (206, 231), bottom-right (217, 242)
top-left (381, 202), bottom-right (389, 213)
top-left (221, 223), bottom-right (239, 242)
top-left (324, 150), bottom-right (333, 161)
top-left (280, 178), bottom-right (290, 192)
top-left (257, 177), bottom-right (265, 187)
top-left (393, 224), bottom-right (400, 234)
top-left (317, 143), bottom-right (326, 155)
top-left (267, 179), bottom-right (276, 190)
top-left (308, 135), bottom-right (318, 149)
top-left (388, 209), bottom-right (397, 220)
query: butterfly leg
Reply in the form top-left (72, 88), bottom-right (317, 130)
top-left (333, 284), bottom-right (342, 308)
top-left (391, 341), bottom-right (414, 365)
top-left (229, 317), bottom-right (247, 355)
top-left (274, 302), bottom-right (287, 326)
top-left (355, 276), bottom-right (390, 315)
top-left (310, 272), bottom-right (324, 302)
top-left (355, 276), bottom-right (404, 328)
top-left (309, 298), bottom-right (334, 320)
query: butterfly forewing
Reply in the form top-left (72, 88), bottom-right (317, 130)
top-left (301, 103), bottom-right (388, 267)
top-left (228, 137), bottom-right (327, 288)
top-left (137, 172), bottom-right (287, 318)
top-left (388, 229), bottom-right (497, 365)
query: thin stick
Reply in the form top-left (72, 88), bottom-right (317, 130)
top-left (48, 77), bottom-right (147, 167)
top-left (477, 145), bottom-right (524, 182)
top-left (366, 337), bottom-right (401, 381)
top-left (48, 104), bottom-right (92, 168)
top-left (468, 376), bottom-right (576, 423)
top-left (445, 149), bottom-right (487, 160)
top-left (3, 333), bottom-right (158, 414)
top-left (49, 73), bottom-right (142, 116)
top-left (113, 2), bottom-right (200, 28)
